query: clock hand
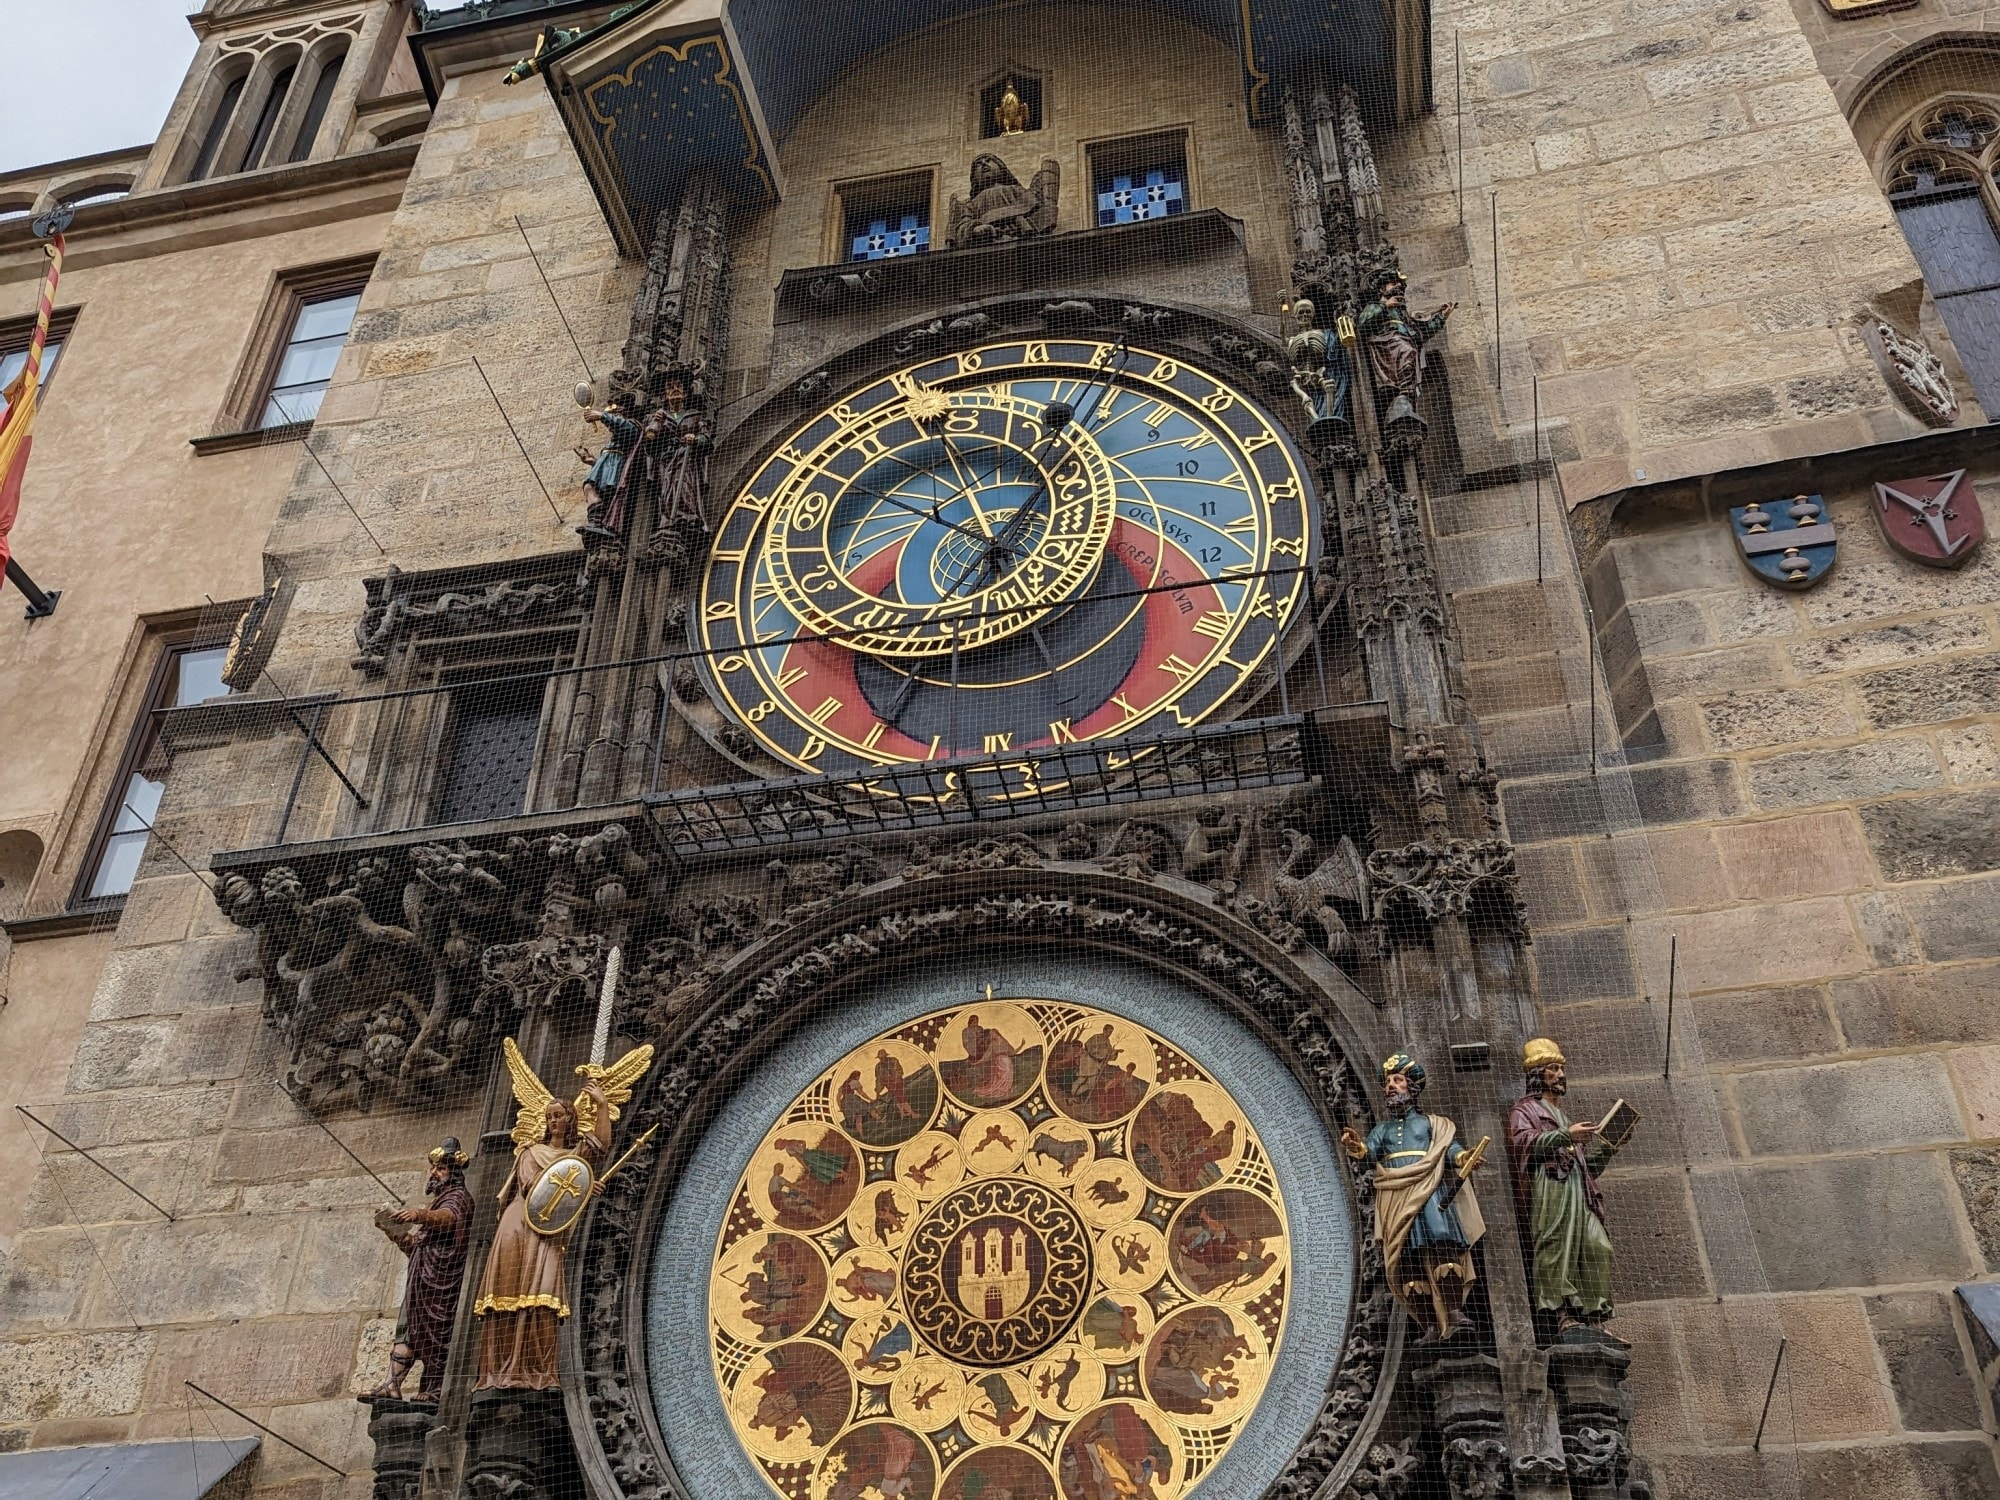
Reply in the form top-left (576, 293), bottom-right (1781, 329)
top-left (848, 485), bottom-right (991, 548)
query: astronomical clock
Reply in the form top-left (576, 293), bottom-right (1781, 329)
top-left (697, 338), bottom-right (1316, 771)
top-left (647, 968), bottom-right (1354, 1500)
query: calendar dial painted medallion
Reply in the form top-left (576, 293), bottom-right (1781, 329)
top-left (699, 340), bottom-right (1315, 773)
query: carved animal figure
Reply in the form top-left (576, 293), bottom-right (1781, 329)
top-left (1273, 828), bottom-right (1369, 956)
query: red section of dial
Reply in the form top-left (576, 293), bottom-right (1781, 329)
top-left (767, 519), bottom-right (1226, 759)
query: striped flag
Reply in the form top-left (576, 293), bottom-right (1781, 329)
top-left (0, 227), bottom-right (66, 580)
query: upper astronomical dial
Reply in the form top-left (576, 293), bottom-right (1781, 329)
top-left (762, 375), bottom-right (1121, 657)
top-left (700, 338), bottom-right (1316, 773)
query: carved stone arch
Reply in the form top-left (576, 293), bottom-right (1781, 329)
top-left (563, 866), bottom-right (1404, 1500)
top-left (33, 171), bottom-right (137, 216)
top-left (1846, 33), bottom-right (2000, 161)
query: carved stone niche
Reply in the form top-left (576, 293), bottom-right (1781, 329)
top-left (558, 867), bottom-right (1409, 1500)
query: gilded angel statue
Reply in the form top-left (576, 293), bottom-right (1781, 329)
top-left (470, 1034), bottom-right (653, 1390)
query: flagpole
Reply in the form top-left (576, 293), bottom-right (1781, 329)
top-left (0, 205), bottom-right (74, 603)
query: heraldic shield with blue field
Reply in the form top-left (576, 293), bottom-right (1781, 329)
top-left (1729, 493), bottom-right (1838, 590)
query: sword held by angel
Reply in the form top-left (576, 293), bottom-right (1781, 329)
top-left (469, 948), bottom-right (654, 1391)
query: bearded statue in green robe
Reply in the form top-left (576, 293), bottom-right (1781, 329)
top-left (1505, 1037), bottom-right (1624, 1345)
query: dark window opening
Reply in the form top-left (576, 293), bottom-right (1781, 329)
top-left (979, 74), bottom-right (1043, 138)
top-left (192, 75), bottom-right (246, 180)
top-left (288, 52), bottom-right (344, 162)
top-left (0, 329), bottom-right (67, 423)
top-left (433, 674), bottom-right (546, 825)
top-left (1089, 133), bottom-right (1189, 226)
top-left (239, 63), bottom-right (297, 172)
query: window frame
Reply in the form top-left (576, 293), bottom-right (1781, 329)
top-left (210, 255), bottom-right (374, 440)
top-left (0, 307), bottom-right (79, 419)
top-left (831, 169), bottom-right (937, 265)
top-left (69, 636), bottom-right (234, 908)
top-left (1085, 127), bottom-right (1195, 228)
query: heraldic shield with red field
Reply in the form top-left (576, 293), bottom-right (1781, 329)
top-left (1873, 469), bottom-right (1985, 569)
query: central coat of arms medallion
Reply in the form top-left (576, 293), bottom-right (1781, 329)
top-left (707, 999), bottom-right (1292, 1500)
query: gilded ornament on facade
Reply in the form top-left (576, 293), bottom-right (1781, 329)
top-left (708, 1000), bottom-right (1290, 1500)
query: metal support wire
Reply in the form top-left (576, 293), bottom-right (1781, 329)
top-left (15, 1105), bottom-right (177, 1221)
top-left (184, 1383), bottom-right (348, 1478)
top-left (1753, 1338), bottom-right (1790, 1451)
top-left (1662, 933), bottom-right (1679, 1080)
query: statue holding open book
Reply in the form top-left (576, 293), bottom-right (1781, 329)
top-left (1505, 1037), bottom-right (1638, 1345)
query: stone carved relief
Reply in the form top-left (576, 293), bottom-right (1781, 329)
top-left (1367, 839), bottom-right (1527, 934)
top-left (562, 881), bottom-right (1399, 1500)
top-left (1444, 1436), bottom-right (1513, 1498)
top-left (1867, 318), bottom-right (1960, 426)
top-left (216, 824), bottom-right (664, 1111)
top-left (351, 568), bottom-right (577, 676)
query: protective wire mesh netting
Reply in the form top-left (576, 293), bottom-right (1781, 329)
top-left (11, 5), bottom-right (1996, 1499)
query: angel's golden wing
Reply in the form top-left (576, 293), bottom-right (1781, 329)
top-left (503, 1035), bottom-right (556, 1151)
top-left (574, 1042), bottom-right (655, 1134)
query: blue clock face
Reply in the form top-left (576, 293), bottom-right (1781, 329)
top-left (700, 339), bottom-right (1317, 773)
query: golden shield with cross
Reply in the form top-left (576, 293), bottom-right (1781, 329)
top-left (525, 1152), bottom-right (597, 1237)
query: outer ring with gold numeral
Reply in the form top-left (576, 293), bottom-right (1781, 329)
top-left (697, 338), bottom-right (1316, 774)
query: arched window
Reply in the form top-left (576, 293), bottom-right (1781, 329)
top-left (287, 49), bottom-right (345, 163)
top-left (191, 73), bottom-right (247, 180)
top-left (1878, 90), bottom-right (2000, 416)
top-left (239, 60), bottom-right (298, 172)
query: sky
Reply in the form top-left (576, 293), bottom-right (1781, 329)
top-left (0, 2), bottom-right (201, 175)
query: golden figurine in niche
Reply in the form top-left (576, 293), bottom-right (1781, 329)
top-left (995, 78), bottom-right (1031, 135)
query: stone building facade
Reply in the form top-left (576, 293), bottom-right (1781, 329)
top-left (0, 0), bottom-right (1996, 1497)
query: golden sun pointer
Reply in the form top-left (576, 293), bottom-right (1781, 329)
top-left (903, 382), bottom-right (952, 422)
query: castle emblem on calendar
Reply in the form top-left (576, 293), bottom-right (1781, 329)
top-left (1729, 494), bottom-right (1837, 590)
top-left (1872, 469), bottom-right (1984, 569)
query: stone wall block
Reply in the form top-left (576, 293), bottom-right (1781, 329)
top-left (1950, 1047), bottom-right (2000, 1143)
top-left (1733, 1153), bottom-right (1974, 1290)
top-left (1534, 923), bottom-right (1640, 1002)
top-left (0, 1231), bottom-right (97, 1330)
top-left (287, 1212), bottom-right (404, 1316)
top-left (90, 1218), bottom-right (303, 1327)
top-left (1731, 1054), bottom-right (1963, 1155)
top-left (1790, 614), bottom-right (1993, 675)
top-left (22, 1140), bottom-right (229, 1232)
top-left (113, 876), bottom-right (200, 950)
top-left (1853, 890), bottom-right (1922, 967)
top-left (1702, 683), bottom-right (1855, 750)
top-left (0, 1332), bottom-right (151, 1422)
top-left (1635, 896), bottom-right (1867, 995)
top-left (86, 946), bottom-right (179, 1023)
top-left (1688, 984), bottom-right (1839, 1063)
top-left (1746, 737), bottom-right (1945, 809)
top-left (1628, 757), bottom-right (1746, 825)
top-left (1862, 656), bottom-right (2000, 732)
top-left (1716, 809), bottom-right (1875, 898)
top-left (1605, 1169), bottom-right (1712, 1301)
top-left (1798, 1440), bottom-right (2000, 1498)
top-left (1833, 966), bottom-right (2000, 1049)
top-left (1859, 790), bottom-right (2000, 881)
top-left (1903, 874), bottom-right (2000, 962)
top-left (1939, 725), bottom-right (2000, 786)
top-left (140, 1316), bottom-right (360, 1409)
top-left (1580, 824), bottom-right (1727, 915)
top-left (1866, 1291), bottom-right (1984, 1433)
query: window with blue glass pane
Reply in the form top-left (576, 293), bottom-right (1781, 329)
top-left (850, 211), bottom-right (931, 261)
top-left (1096, 166), bottom-right (1185, 226)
